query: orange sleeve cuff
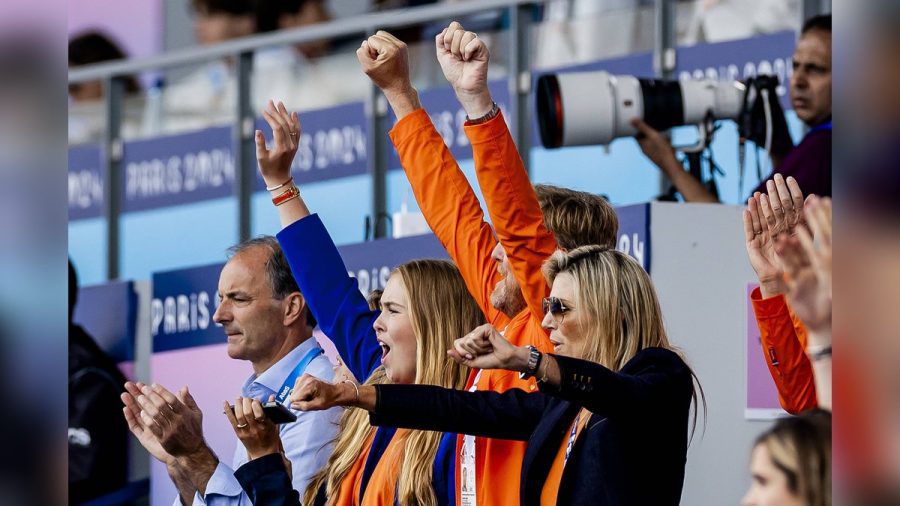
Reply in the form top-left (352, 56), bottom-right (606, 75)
top-left (750, 286), bottom-right (791, 320)
top-left (464, 109), bottom-right (508, 145)
top-left (388, 108), bottom-right (431, 148)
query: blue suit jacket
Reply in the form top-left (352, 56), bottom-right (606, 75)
top-left (370, 348), bottom-right (694, 506)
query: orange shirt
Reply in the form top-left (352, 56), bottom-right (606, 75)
top-left (361, 429), bottom-right (409, 506)
top-left (333, 429), bottom-right (376, 506)
top-left (750, 287), bottom-right (818, 413)
top-left (391, 108), bottom-right (557, 506)
top-left (540, 409), bottom-right (590, 506)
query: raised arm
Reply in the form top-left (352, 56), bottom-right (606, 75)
top-left (257, 101), bottom-right (380, 380)
top-left (289, 373), bottom-right (549, 441)
top-left (438, 22), bottom-right (558, 324)
top-left (356, 30), bottom-right (508, 328)
top-left (449, 326), bottom-right (693, 419)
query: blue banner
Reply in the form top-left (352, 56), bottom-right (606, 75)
top-left (122, 126), bottom-right (234, 213)
top-left (615, 203), bottom-right (650, 272)
top-left (340, 232), bottom-right (449, 294)
top-left (387, 79), bottom-right (511, 168)
top-left (69, 144), bottom-right (105, 220)
top-left (151, 262), bottom-right (224, 353)
top-left (74, 280), bottom-right (138, 363)
top-left (253, 101), bottom-right (368, 190)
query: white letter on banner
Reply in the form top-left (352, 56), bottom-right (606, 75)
top-left (356, 269), bottom-right (370, 294)
top-left (455, 109), bottom-right (469, 148)
top-left (341, 127), bottom-right (356, 164)
top-left (352, 126), bottom-right (366, 161)
top-left (617, 233), bottom-right (630, 257)
top-left (190, 293), bottom-right (198, 330)
top-left (166, 156), bottom-right (182, 195)
top-left (198, 291), bottom-right (210, 329)
top-left (151, 298), bottom-right (163, 336)
top-left (297, 134), bottom-right (313, 171)
top-left (176, 295), bottom-right (190, 332)
top-left (164, 297), bottom-right (177, 334)
top-left (379, 266), bottom-right (391, 291)
top-left (632, 234), bottom-right (644, 267)
top-left (314, 131), bottom-right (328, 169)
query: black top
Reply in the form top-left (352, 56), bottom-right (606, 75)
top-left (751, 121), bottom-right (832, 198)
top-left (371, 347), bottom-right (694, 506)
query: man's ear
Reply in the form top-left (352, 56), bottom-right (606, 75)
top-left (282, 292), bottom-right (306, 327)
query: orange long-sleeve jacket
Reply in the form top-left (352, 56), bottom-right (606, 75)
top-left (390, 108), bottom-right (557, 506)
top-left (749, 286), bottom-right (818, 414)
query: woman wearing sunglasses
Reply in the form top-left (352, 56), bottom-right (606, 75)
top-left (293, 245), bottom-right (704, 505)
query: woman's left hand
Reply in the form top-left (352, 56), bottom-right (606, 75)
top-left (448, 324), bottom-right (523, 371)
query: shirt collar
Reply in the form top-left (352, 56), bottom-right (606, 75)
top-left (242, 338), bottom-right (319, 397)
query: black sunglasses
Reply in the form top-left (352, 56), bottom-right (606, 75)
top-left (542, 297), bottom-right (571, 316)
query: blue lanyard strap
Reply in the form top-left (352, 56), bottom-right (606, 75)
top-left (275, 347), bottom-right (324, 405)
top-left (807, 120), bottom-right (832, 135)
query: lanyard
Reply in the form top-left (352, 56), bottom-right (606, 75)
top-left (274, 347), bottom-right (324, 405)
top-left (564, 411), bottom-right (581, 464)
top-left (807, 120), bottom-right (832, 135)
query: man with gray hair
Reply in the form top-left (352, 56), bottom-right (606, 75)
top-left (121, 236), bottom-right (339, 505)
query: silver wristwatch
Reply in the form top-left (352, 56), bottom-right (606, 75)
top-left (519, 345), bottom-right (542, 379)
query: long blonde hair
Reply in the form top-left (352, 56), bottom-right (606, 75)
top-left (543, 245), bottom-right (705, 437)
top-left (302, 366), bottom-right (389, 506)
top-left (303, 261), bottom-right (483, 506)
top-left (393, 259), bottom-right (484, 506)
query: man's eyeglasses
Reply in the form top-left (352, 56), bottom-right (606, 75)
top-left (542, 297), bottom-right (572, 322)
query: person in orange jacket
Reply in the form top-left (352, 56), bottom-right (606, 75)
top-left (357, 24), bottom-right (619, 506)
top-left (743, 174), bottom-right (819, 413)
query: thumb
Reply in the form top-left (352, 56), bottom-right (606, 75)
top-left (631, 117), bottom-right (653, 136)
top-left (179, 386), bottom-right (199, 411)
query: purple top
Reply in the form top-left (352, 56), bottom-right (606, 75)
top-left (751, 122), bottom-right (832, 198)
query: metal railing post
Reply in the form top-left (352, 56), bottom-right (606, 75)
top-left (367, 78), bottom-right (389, 240)
top-left (508, 4), bottom-right (533, 174)
top-left (234, 51), bottom-right (255, 242)
top-left (104, 76), bottom-right (124, 280)
top-left (654, 0), bottom-right (677, 196)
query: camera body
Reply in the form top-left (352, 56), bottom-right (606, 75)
top-left (536, 71), bottom-right (747, 148)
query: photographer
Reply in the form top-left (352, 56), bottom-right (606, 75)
top-left (634, 14), bottom-right (831, 203)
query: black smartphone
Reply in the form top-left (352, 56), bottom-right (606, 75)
top-left (229, 401), bottom-right (297, 424)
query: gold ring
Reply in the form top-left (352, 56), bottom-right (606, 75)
top-left (236, 423), bottom-right (248, 428)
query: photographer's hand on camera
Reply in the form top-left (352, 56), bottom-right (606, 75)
top-left (631, 118), bottom-right (718, 203)
top-left (357, 31), bottom-right (422, 120)
top-left (436, 21), bottom-right (493, 119)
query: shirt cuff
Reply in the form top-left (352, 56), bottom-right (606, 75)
top-left (388, 108), bottom-right (431, 148)
top-left (750, 286), bottom-right (791, 320)
top-left (199, 461), bottom-right (244, 500)
top-left (463, 109), bottom-right (507, 145)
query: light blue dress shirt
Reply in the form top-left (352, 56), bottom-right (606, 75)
top-left (177, 338), bottom-right (340, 505)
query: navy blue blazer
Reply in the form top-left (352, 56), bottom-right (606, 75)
top-left (370, 347), bottom-right (694, 506)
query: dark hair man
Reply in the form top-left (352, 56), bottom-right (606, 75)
top-left (121, 237), bottom-right (339, 506)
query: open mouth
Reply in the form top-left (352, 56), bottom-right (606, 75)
top-left (378, 340), bottom-right (391, 362)
top-left (550, 339), bottom-right (562, 352)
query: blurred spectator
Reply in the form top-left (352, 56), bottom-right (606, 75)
top-left (741, 409), bottom-right (831, 506)
top-left (68, 259), bottom-right (129, 503)
top-left (191, 0), bottom-right (259, 45)
top-left (634, 14), bottom-right (831, 203)
top-left (682, 0), bottom-right (800, 45)
top-left (68, 31), bottom-right (140, 103)
top-left (68, 31), bottom-right (143, 144)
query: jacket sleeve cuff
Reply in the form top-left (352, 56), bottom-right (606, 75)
top-left (750, 286), bottom-right (791, 320)
top-left (388, 108), bottom-right (431, 148)
top-left (463, 109), bottom-right (508, 145)
top-left (234, 453), bottom-right (290, 491)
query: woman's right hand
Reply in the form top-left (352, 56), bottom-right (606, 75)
top-left (256, 100), bottom-right (300, 187)
top-left (290, 374), bottom-right (355, 411)
top-left (448, 324), bottom-right (520, 371)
